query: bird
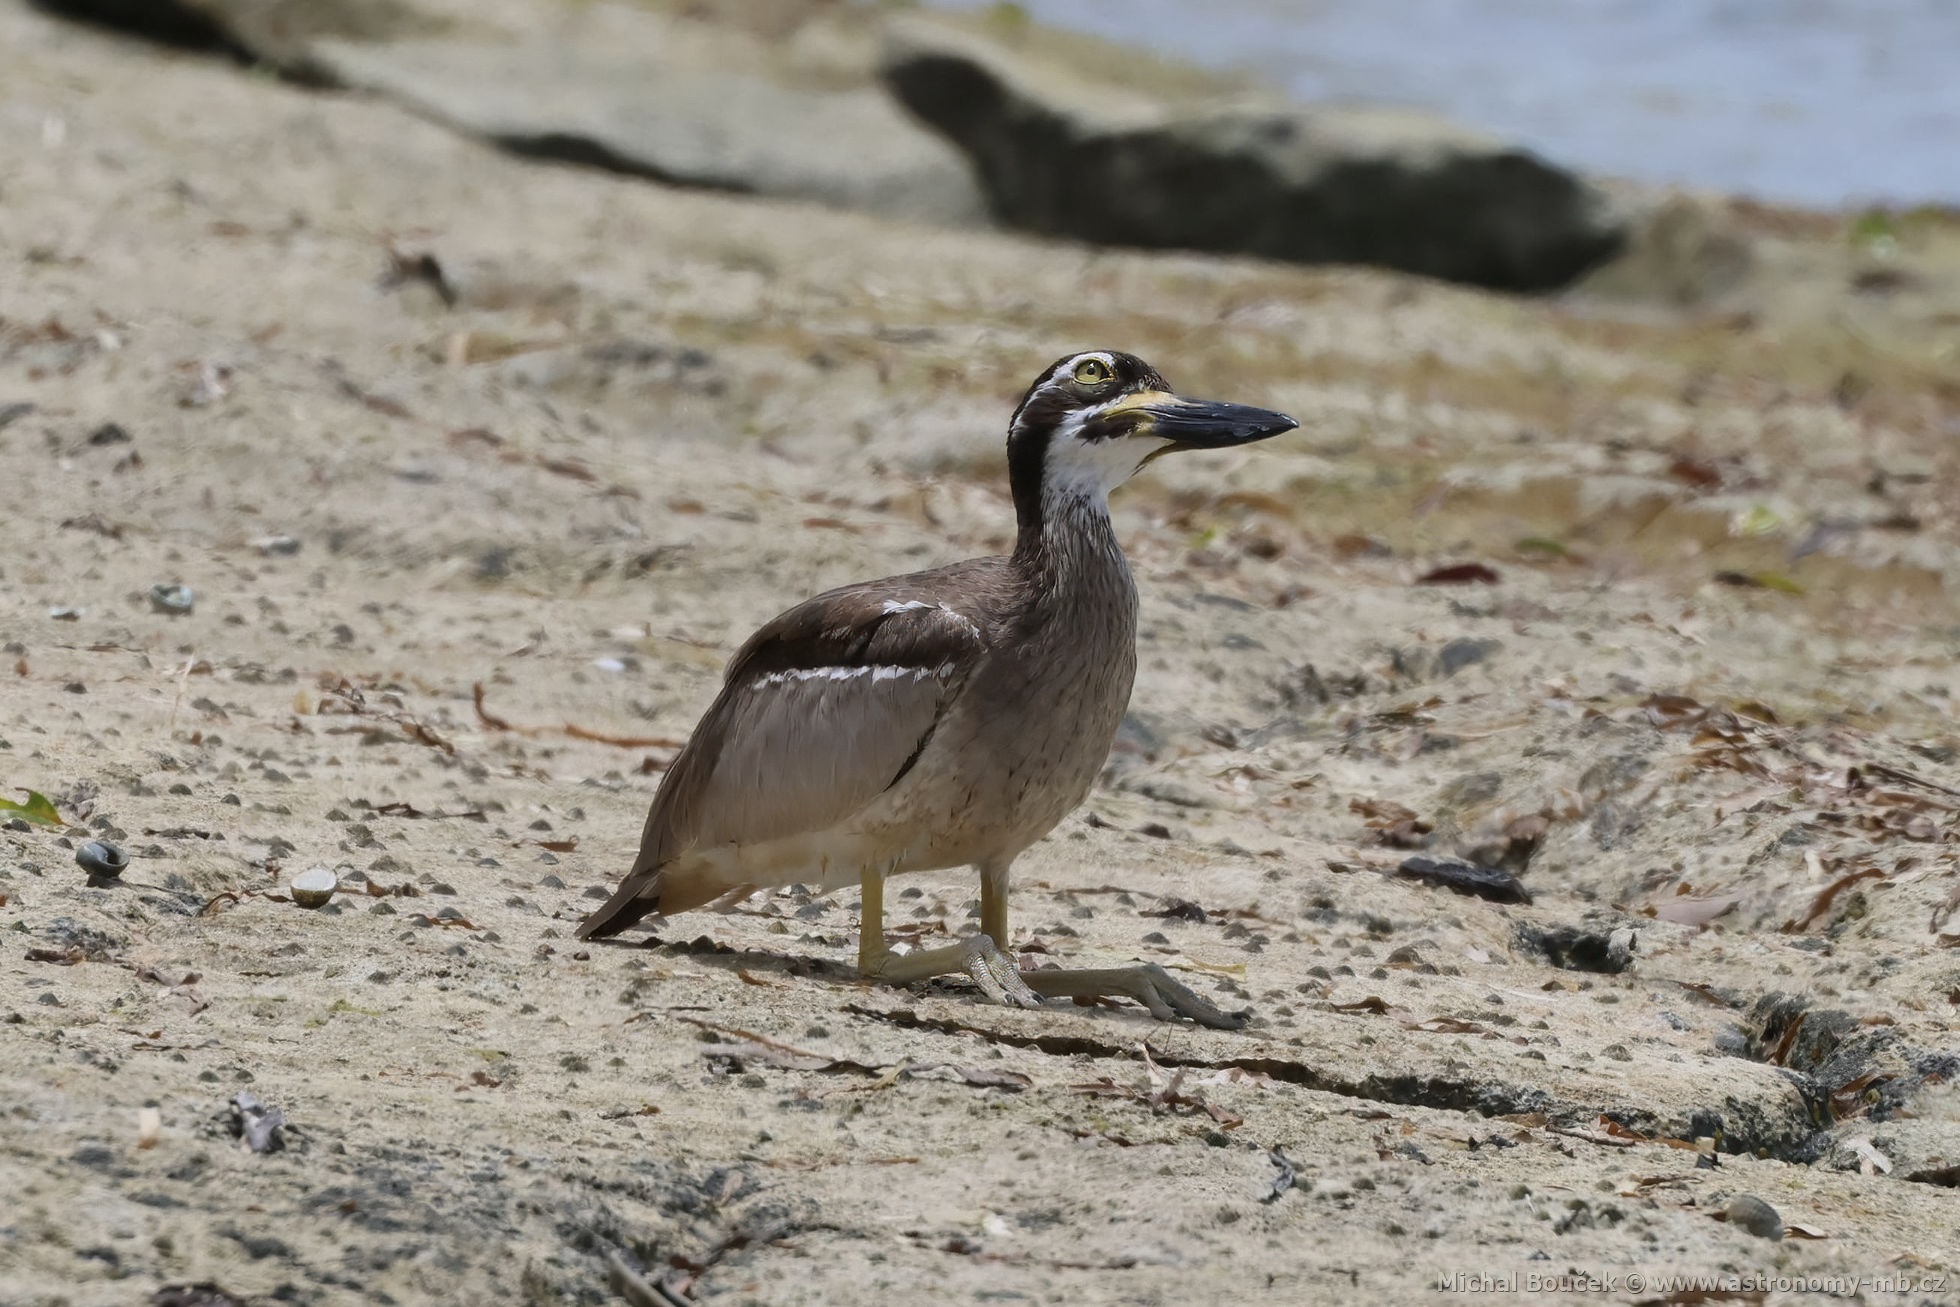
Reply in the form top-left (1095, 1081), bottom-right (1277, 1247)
top-left (578, 350), bottom-right (1297, 1028)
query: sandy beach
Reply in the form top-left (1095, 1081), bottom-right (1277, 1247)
top-left (2, 2), bottom-right (1958, 1303)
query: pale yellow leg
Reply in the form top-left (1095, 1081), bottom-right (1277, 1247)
top-left (980, 860), bottom-right (1010, 950)
top-left (856, 865), bottom-right (1042, 1009)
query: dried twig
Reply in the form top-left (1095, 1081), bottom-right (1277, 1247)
top-left (317, 679), bottom-right (454, 754)
top-left (473, 682), bottom-right (684, 750)
top-left (606, 1252), bottom-right (693, 1307)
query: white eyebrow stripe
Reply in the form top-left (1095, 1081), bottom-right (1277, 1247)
top-left (1062, 351), bottom-right (1115, 380)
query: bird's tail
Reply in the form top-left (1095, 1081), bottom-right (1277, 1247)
top-left (574, 869), bottom-right (662, 939)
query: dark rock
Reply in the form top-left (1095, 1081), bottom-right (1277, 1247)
top-left (883, 21), bottom-right (1625, 291)
top-left (1742, 993), bottom-right (1859, 1075)
top-left (1724, 1194), bottom-right (1784, 1240)
top-left (1514, 922), bottom-right (1635, 973)
top-left (1739, 992), bottom-right (1959, 1138)
top-left (1141, 896), bottom-right (1209, 924)
top-left (42, 916), bottom-right (127, 961)
top-left (1396, 856), bottom-right (1531, 905)
top-left (31, 0), bottom-right (436, 66)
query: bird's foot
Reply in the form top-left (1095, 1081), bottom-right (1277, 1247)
top-left (860, 932), bottom-right (1045, 1010)
top-left (1024, 962), bottom-right (1249, 1030)
top-left (956, 934), bottom-right (1046, 1010)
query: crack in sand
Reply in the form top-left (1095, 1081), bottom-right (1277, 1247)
top-left (836, 1000), bottom-right (1853, 1164)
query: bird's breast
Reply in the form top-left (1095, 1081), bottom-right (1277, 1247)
top-left (902, 573), bottom-right (1138, 856)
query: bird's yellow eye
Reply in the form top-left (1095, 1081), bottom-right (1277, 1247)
top-left (1072, 357), bottom-right (1111, 385)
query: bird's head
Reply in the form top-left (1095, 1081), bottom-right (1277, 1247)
top-left (1005, 350), bottom-right (1297, 534)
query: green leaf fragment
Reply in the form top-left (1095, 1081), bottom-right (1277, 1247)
top-left (1732, 504), bottom-right (1784, 537)
top-left (0, 789), bottom-right (62, 826)
top-left (1751, 572), bottom-right (1807, 595)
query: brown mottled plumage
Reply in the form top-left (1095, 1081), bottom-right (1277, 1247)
top-left (578, 351), bottom-right (1295, 1027)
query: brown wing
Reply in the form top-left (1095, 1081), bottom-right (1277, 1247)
top-left (576, 565), bottom-right (999, 937)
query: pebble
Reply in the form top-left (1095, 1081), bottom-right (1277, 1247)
top-left (290, 867), bottom-right (338, 908)
top-left (229, 1092), bottom-right (286, 1154)
top-left (1725, 1194), bottom-right (1784, 1240)
top-left (253, 535), bottom-right (302, 556)
top-left (148, 583), bottom-right (195, 616)
top-left (76, 840), bottom-right (128, 879)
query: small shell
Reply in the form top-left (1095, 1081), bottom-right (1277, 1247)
top-left (148, 583), bottom-right (195, 616)
top-left (1725, 1194), bottom-right (1784, 1240)
top-left (290, 867), bottom-right (338, 909)
top-left (254, 535), bottom-right (301, 556)
top-left (76, 840), bottom-right (129, 879)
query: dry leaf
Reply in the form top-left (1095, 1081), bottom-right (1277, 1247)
top-left (1785, 865), bottom-right (1888, 932)
top-left (946, 1066), bottom-right (1033, 1091)
top-left (1416, 562), bottom-right (1500, 585)
top-left (1653, 893), bottom-right (1742, 927)
top-left (1643, 693), bottom-right (1709, 730)
top-left (1161, 956), bottom-right (1247, 978)
top-left (1849, 1137), bottom-right (1893, 1175)
top-left (25, 947), bottom-right (85, 965)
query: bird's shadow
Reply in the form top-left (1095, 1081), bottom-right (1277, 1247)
top-left (599, 931), bottom-right (861, 987)
top-left (591, 931), bottom-right (1226, 1026)
top-left (590, 931), bottom-right (1075, 1009)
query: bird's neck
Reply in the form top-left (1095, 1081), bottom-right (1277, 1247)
top-left (1011, 485), bottom-right (1136, 614)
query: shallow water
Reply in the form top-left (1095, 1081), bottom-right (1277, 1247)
top-left (935, 0), bottom-right (1960, 208)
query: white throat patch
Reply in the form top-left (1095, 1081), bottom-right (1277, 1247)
top-left (1041, 404), bottom-right (1170, 506)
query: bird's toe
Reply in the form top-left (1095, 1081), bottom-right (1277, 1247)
top-left (1134, 963), bottom-right (1251, 1030)
top-left (960, 935), bottom-right (1047, 1010)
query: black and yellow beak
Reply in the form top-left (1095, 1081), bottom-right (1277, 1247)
top-left (1136, 395), bottom-right (1298, 451)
